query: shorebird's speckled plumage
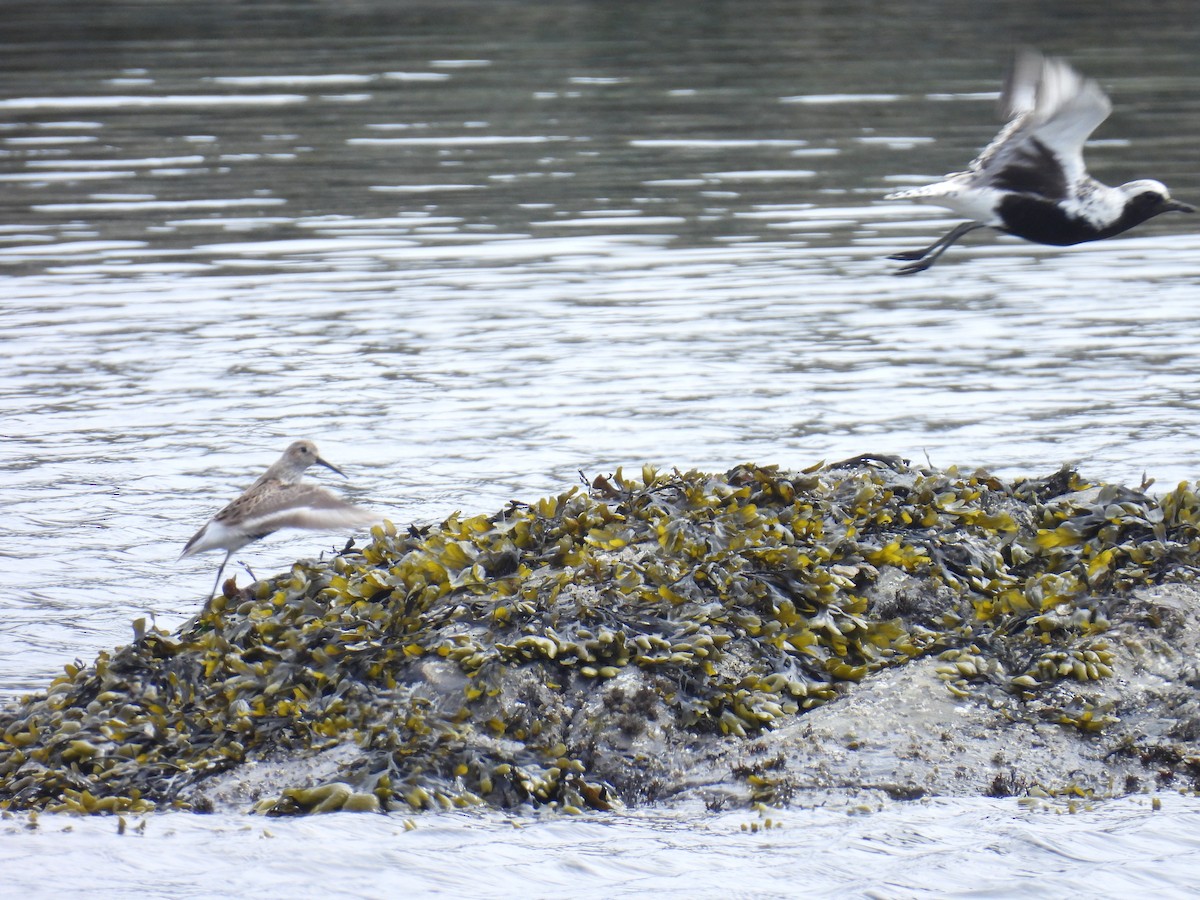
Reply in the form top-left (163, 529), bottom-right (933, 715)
top-left (181, 440), bottom-right (375, 596)
top-left (885, 50), bottom-right (1193, 274)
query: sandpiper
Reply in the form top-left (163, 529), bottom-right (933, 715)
top-left (885, 49), bottom-right (1193, 274)
top-left (180, 440), bottom-right (376, 597)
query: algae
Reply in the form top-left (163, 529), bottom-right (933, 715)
top-left (5, 457), bottom-right (1200, 815)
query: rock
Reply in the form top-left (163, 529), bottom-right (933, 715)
top-left (4, 459), bottom-right (1200, 815)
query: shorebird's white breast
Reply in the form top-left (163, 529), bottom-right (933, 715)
top-left (939, 186), bottom-right (1008, 227)
top-left (1062, 182), bottom-right (1127, 229)
top-left (889, 181), bottom-right (1007, 227)
top-left (181, 517), bottom-right (254, 557)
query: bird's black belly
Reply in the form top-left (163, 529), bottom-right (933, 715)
top-left (996, 195), bottom-right (1102, 246)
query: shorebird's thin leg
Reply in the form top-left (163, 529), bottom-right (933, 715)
top-left (888, 228), bottom-right (966, 262)
top-left (209, 551), bottom-right (232, 599)
top-left (889, 222), bottom-right (985, 274)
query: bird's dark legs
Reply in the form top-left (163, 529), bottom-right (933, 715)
top-left (209, 550), bottom-right (232, 599)
top-left (888, 230), bottom-right (964, 262)
top-left (889, 222), bottom-right (985, 275)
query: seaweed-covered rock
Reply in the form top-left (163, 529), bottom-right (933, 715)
top-left (5, 458), bottom-right (1200, 814)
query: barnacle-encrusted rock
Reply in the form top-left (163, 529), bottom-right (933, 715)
top-left (6, 457), bottom-right (1200, 814)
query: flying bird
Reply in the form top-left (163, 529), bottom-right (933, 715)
top-left (885, 50), bottom-right (1193, 274)
top-left (180, 440), bottom-right (376, 598)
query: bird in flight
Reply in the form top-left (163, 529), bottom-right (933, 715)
top-left (885, 49), bottom-right (1193, 274)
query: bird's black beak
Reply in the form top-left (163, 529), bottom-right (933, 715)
top-left (1164, 199), bottom-right (1195, 213)
top-left (316, 456), bottom-right (348, 478)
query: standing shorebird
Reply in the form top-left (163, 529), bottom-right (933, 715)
top-left (180, 440), bottom-right (376, 597)
top-left (885, 49), bottom-right (1193, 274)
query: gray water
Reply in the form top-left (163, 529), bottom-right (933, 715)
top-left (3, 1), bottom-right (1200, 894)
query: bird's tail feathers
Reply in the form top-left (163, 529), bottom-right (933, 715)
top-left (884, 182), bottom-right (958, 202)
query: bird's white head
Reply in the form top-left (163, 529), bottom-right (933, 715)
top-left (1117, 179), bottom-right (1195, 213)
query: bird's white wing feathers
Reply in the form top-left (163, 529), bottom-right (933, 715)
top-left (971, 50), bottom-right (1111, 187)
top-left (255, 503), bottom-right (378, 533)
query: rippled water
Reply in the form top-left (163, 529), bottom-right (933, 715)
top-left (3, 0), bottom-right (1200, 891)
top-left (5, 796), bottom-right (1200, 898)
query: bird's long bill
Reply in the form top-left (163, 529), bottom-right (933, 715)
top-left (1165, 199), bottom-right (1195, 213)
top-left (316, 456), bottom-right (347, 478)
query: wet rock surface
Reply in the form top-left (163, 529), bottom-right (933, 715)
top-left (4, 458), bottom-right (1200, 815)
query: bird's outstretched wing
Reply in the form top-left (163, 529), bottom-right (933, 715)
top-left (966, 50), bottom-right (1112, 197)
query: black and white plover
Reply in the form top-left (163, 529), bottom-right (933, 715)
top-left (181, 440), bottom-right (376, 597)
top-left (886, 50), bottom-right (1193, 274)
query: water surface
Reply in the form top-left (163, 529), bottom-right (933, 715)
top-left (4, 797), bottom-right (1200, 898)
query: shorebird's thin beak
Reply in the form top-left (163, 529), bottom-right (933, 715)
top-left (316, 457), bottom-right (348, 478)
top-left (1165, 199), bottom-right (1195, 213)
